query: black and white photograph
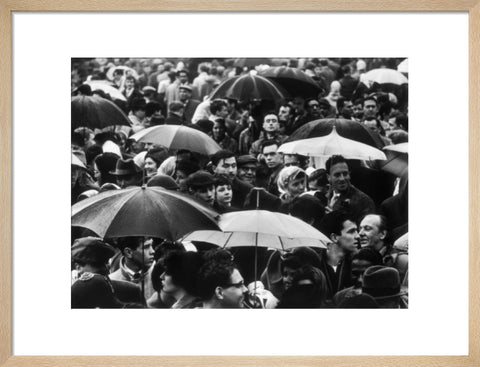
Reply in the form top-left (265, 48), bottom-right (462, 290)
top-left (71, 57), bottom-right (409, 309)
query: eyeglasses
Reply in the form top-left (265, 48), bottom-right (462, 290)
top-left (224, 281), bottom-right (245, 289)
top-left (308, 104), bottom-right (320, 108)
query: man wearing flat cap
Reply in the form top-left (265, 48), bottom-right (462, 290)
top-left (186, 170), bottom-right (216, 207)
top-left (110, 158), bottom-right (143, 189)
top-left (71, 237), bottom-right (144, 308)
top-left (236, 155), bottom-right (258, 186)
top-left (178, 84), bottom-right (200, 125)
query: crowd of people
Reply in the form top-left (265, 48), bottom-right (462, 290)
top-left (71, 57), bottom-right (408, 309)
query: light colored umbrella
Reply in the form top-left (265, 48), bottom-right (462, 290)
top-left (278, 126), bottom-right (387, 160)
top-left (85, 81), bottom-right (127, 101)
top-left (182, 210), bottom-right (330, 251)
top-left (379, 143), bottom-right (408, 176)
top-left (363, 68), bottom-right (408, 88)
top-left (130, 125), bottom-right (221, 156)
top-left (397, 59), bottom-right (408, 74)
top-left (106, 65), bottom-right (139, 81)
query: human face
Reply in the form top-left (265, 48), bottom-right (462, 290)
top-left (220, 268), bottom-right (247, 308)
top-left (318, 104), bottom-right (330, 118)
top-left (328, 162), bottom-right (351, 193)
top-left (237, 164), bottom-right (256, 185)
top-left (93, 163), bottom-right (101, 182)
top-left (283, 154), bottom-right (300, 168)
top-left (116, 174), bottom-right (140, 189)
top-left (359, 215), bottom-right (386, 249)
top-left (125, 78), bottom-right (135, 89)
top-left (287, 176), bottom-right (306, 198)
top-left (263, 114), bottom-right (279, 133)
top-left (178, 72), bottom-right (188, 84)
top-left (130, 238), bottom-right (155, 270)
top-left (278, 106), bottom-right (291, 122)
top-left (178, 88), bottom-right (191, 102)
top-left (193, 184), bottom-right (215, 206)
top-left (351, 259), bottom-right (373, 288)
top-left (282, 266), bottom-right (296, 290)
top-left (263, 144), bottom-right (282, 169)
top-left (175, 169), bottom-right (188, 193)
top-left (212, 122), bottom-right (226, 141)
top-left (363, 99), bottom-right (378, 120)
top-left (216, 106), bottom-right (229, 119)
top-left (214, 157), bottom-right (237, 181)
top-left (353, 103), bottom-right (364, 119)
top-left (216, 184), bottom-right (233, 206)
top-left (293, 97), bottom-right (305, 114)
top-left (335, 220), bottom-right (360, 253)
top-left (144, 157), bottom-right (158, 176)
top-left (160, 272), bottom-right (180, 294)
top-left (307, 100), bottom-right (321, 118)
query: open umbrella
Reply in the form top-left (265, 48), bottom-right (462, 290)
top-left (258, 66), bottom-right (323, 98)
top-left (72, 186), bottom-right (220, 240)
top-left (72, 95), bottom-right (131, 130)
top-left (286, 118), bottom-right (386, 149)
top-left (209, 74), bottom-right (289, 102)
top-left (397, 59), bottom-right (408, 74)
top-left (85, 81), bottom-right (127, 101)
top-left (278, 126), bottom-right (387, 160)
top-left (377, 143), bottom-right (408, 177)
top-left (233, 58), bottom-right (272, 68)
top-left (106, 65), bottom-right (139, 81)
top-left (362, 68), bottom-right (408, 94)
top-left (130, 125), bottom-right (221, 156)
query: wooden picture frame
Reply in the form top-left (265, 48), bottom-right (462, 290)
top-left (1, 1), bottom-right (478, 366)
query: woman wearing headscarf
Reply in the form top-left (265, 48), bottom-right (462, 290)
top-left (276, 166), bottom-right (307, 212)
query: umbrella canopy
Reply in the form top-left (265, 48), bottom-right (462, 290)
top-left (278, 126), bottom-right (387, 160)
top-left (258, 66), bottom-right (323, 98)
top-left (363, 68), bottom-right (408, 87)
top-left (397, 59), bottom-right (408, 74)
top-left (85, 81), bottom-right (127, 101)
top-left (72, 95), bottom-right (131, 130)
top-left (72, 186), bottom-right (220, 240)
top-left (378, 143), bottom-right (408, 177)
top-left (130, 125), bottom-right (221, 156)
top-left (106, 65), bottom-right (139, 81)
top-left (209, 74), bottom-right (289, 102)
top-left (233, 58), bottom-right (272, 68)
top-left (286, 118), bottom-right (386, 149)
top-left (182, 210), bottom-right (330, 251)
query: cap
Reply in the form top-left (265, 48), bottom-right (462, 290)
top-left (178, 84), bottom-right (193, 92)
top-left (237, 155), bottom-right (258, 167)
top-left (71, 237), bottom-right (116, 264)
top-left (147, 174), bottom-right (179, 190)
top-left (186, 170), bottom-right (216, 188)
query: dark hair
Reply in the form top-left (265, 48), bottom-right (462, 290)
top-left (210, 149), bottom-right (235, 166)
top-left (210, 99), bottom-right (228, 115)
top-left (116, 237), bottom-right (145, 252)
top-left (308, 168), bottom-right (328, 186)
top-left (93, 152), bottom-right (120, 186)
top-left (363, 96), bottom-right (377, 107)
top-left (145, 147), bottom-right (169, 167)
top-left (341, 65), bottom-right (351, 74)
top-left (145, 102), bottom-right (161, 118)
top-left (175, 160), bottom-right (200, 177)
top-left (318, 210), bottom-right (355, 238)
top-left (289, 195), bottom-right (325, 226)
top-left (196, 250), bottom-right (236, 300)
top-left (260, 139), bottom-right (281, 153)
top-left (214, 174), bottom-right (232, 187)
top-left (281, 247), bottom-right (322, 272)
top-left (325, 155), bottom-right (348, 174)
top-left (125, 75), bottom-right (136, 83)
top-left (164, 251), bottom-right (204, 295)
top-left (177, 69), bottom-right (189, 77)
top-left (352, 248), bottom-right (383, 265)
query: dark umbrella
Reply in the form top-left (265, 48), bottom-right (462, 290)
top-left (258, 66), bottom-right (323, 98)
top-left (72, 95), bottom-right (131, 130)
top-left (286, 118), bottom-right (386, 149)
top-left (209, 74), bottom-right (290, 102)
top-left (72, 186), bottom-right (220, 240)
top-left (233, 58), bottom-right (272, 68)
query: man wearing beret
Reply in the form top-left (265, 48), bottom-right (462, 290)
top-left (186, 170), bottom-right (216, 207)
top-left (178, 84), bottom-right (200, 125)
top-left (71, 237), bottom-right (144, 308)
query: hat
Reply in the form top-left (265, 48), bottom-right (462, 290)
top-left (109, 158), bottom-right (141, 176)
top-left (237, 155), bottom-right (258, 167)
top-left (147, 174), bottom-right (179, 190)
top-left (71, 273), bottom-right (124, 308)
top-left (186, 170), bottom-right (216, 188)
top-left (72, 237), bottom-right (115, 264)
top-left (362, 265), bottom-right (407, 300)
top-left (318, 98), bottom-right (331, 108)
top-left (178, 84), bottom-right (193, 92)
top-left (142, 86), bottom-right (156, 94)
top-left (169, 101), bottom-right (184, 112)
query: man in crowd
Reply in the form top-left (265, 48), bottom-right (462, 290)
top-left (109, 236), bottom-right (156, 300)
top-left (165, 101), bottom-right (185, 125)
top-left (210, 150), bottom-right (253, 208)
top-left (278, 103), bottom-right (295, 135)
top-left (261, 140), bottom-right (284, 196)
top-left (236, 154), bottom-right (258, 186)
top-left (186, 170), bottom-right (216, 207)
top-left (325, 155), bottom-right (375, 222)
top-left (359, 214), bottom-right (393, 265)
top-left (178, 84), bottom-right (200, 125)
top-left (196, 250), bottom-right (248, 308)
top-left (250, 113), bottom-right (288, 158)
top-left (110, 158), bottom-right (143, 189)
